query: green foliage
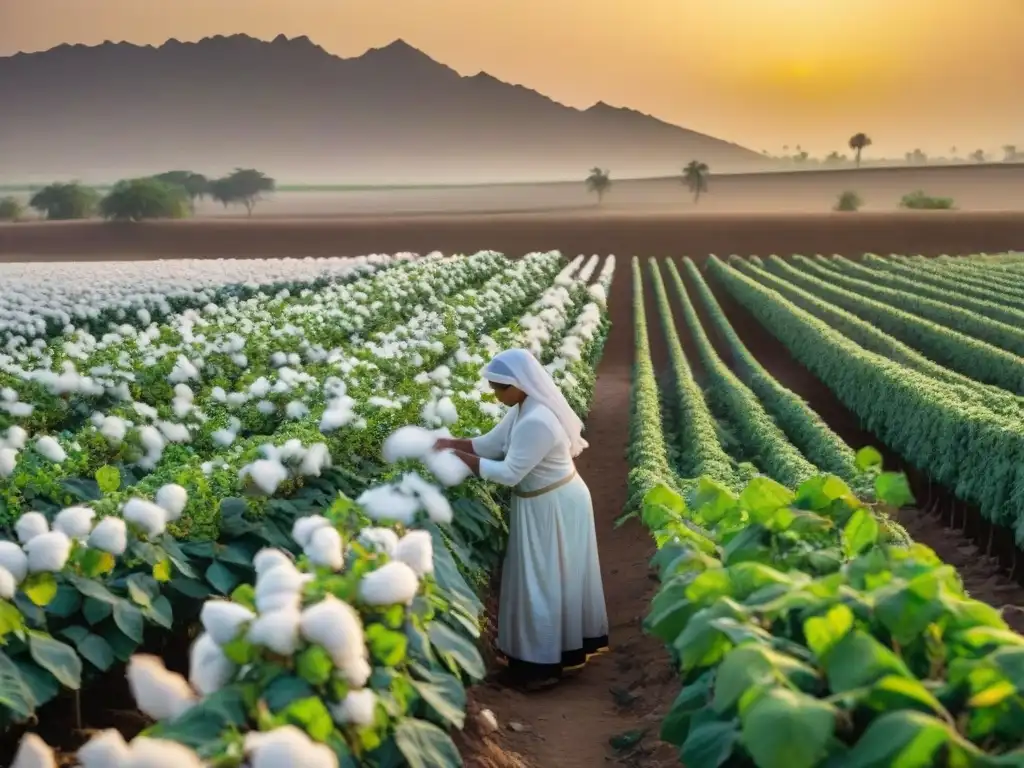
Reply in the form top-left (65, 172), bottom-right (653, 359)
top-left (834, 190), bottom-right (862, 212)
top-left (208, 168), bottom-right (276, 215)
top-left (28, 182), bottom-right (100, 220)
top-left (151, 171), bottom-right (210, 211)
top-left (99, 178), bottom-right (190, 221)
top-left (0, 196), bottom-right (24, 221)
top-left (899, 190), bottom-right (955, 210)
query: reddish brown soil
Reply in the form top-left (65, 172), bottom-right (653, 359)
top-left (2, 211), bottom-right (1024, 261)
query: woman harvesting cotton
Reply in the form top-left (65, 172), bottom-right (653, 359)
top-left (435, 348), bottom-right (609, 691)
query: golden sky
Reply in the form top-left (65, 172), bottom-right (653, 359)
top-left (2, 0), bottom-right (1021, 158)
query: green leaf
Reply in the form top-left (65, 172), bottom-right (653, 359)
top-left (82, 597), bottom-right (112, 625)
top-left (840, 711), bottom-right (950, 768)
top-left (278, 696), bottom-right (334, 742)
top-left (28, 631), bottom-right (83, 689)
top-left (803, 604), bottom-right (854, 659)
top-left (21, 573), bottom-right (58, 607)
top-left (230, 583), bottom-right (257, 611)
top-left (0, 650), bottom-right (35, 719)
top-left (855, 447), bottom-right (884, 472)
top-left (0, 600), bottom-right (25, 638)
top-left (296, 646), bottom-right (334, 686)
top-left (222, 636), bottom-right (257, 666)
top-left (95, 465), bottom-right (121, 494)
top-left (843, 507), bottom-right (879, 558)
top-left (660, 671), bottom-right (714, 744)
top-left (149, 688), bottom-right (248, 749)
top-left (394, 718), bottom-right (462, 768)
top-left (113, 601), bottom-right (144, 643)
top-left (152, 559), bottom-right (172, 582)
top-left (409, 665), bottom-right (466, 729)
top-left (713, 646), bottom-right (783, 713)
top-left (44, 585), bottom-right (82, 618)
top-left (80, 548), bottom-right (115, 578)
top-left (863, 675), bottom-right (947, 718)
top-left (875, 473), bottom-right (915, 508)
top-left (263, 675), bottom-right (316, 713)
top-left (366, 624), bottom-right (408, 667)
top-left (680, 718), bottom-right (739, 768)
top-left (205, 561), bottom-right (240, 595)
top-left (824, 631), bottom-right (912, 693)
top-left (76, 633), bottom-right (115, 672)
top-left (427, 621), bottom-right (485, 681)
top-left (739, 477), bottom-right (795, 522)
top-left (126, 573), bottom-right (158, 607)
top-left (740, 688), bottom-right (836, 768)
top-left (692, 478), bottom-right (738, 525)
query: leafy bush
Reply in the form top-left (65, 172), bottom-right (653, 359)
top-left (0, 196), bottom-right (24, 222)
top-left (899, 190), bottom-right (954, 210)
top-left (209, 169), bottom-right (276, 216)
top-left (834, 190), bottom-right (862, 212)
top-left (100, 178), bottom-right (190, 221)
top-left (28, 183), bottom-right (100, 221)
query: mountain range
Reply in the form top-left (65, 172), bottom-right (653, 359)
top-left (0, 35), bottom-right (767, 184)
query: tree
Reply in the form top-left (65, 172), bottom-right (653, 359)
top-left (971, 149), bottom-right (987, 163)
top-left (585, 167), bottom-right (611, 205)
top-left (100, 178), bottom-right (190, 221)
top-left (905, 149), bottom-right (927, 165)
top-left (207, 168), bottom-right (276, 216)
top-left (848, 133), bottom-right (872, 168)
top-left (152, 171), bottom-right (209, 212)
top-left (682, 161), bottom-right (710, 204)
top-left (1004, 145), bottom-right (1019, 162)
top-left (0, 196), bottom-right (24, 222)
top-left (29, 183), bottom-right (100, 220)
top-left (823, 151), bottom-right (844, 167)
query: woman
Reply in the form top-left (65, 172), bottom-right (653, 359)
top-left (435, 348), bottom-right (609, 691)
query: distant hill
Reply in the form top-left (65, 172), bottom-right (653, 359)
top-left (0, 35), bottom-right (768, 184)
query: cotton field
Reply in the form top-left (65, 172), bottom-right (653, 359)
top-left (1, 250), bottom-right (614, 766)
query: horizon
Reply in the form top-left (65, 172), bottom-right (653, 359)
top-left (2, 0), bottom-right (1021, 159)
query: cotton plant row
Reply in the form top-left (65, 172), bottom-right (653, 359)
top-left (0, 254), bottom-right (413, 348)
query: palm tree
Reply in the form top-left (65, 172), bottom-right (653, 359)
top-left (585, 168), bottom-right (611, 206)
top-left (848, 133), bottom-right (872, 168)
top-left (682, 160), bottom-right (710, 204)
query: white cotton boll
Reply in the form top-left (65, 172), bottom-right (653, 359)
top-left (291, 515), bottom-right (332, 548)
top-left (358, 527), bottom-right (399, 555)
top-left (212, 428), bottom-right (237, 447)
top-left (171, 397), bottom-right (193, 419)
top-left (0, 388), bottom-right (16, 403)
top-left (226, 391), bottom-right (247, 407)
top-left (332, 689), bottom-right (378, 727)
top-left (319, 401), bottom-right (356, 432)
top-left (88, 516), bottom-right (128, 556)
top-left (285, 400), bottom-right (309, 420)
top-left (138, 425), bottom-right (165, 454)
top-left (400, 472), bottom-right (453, 524)
top-left (127, 655), bottom-right (197, 721)
top-left (168, 355), bottom-right (199, 384)
top-left (0, 566), bottom-right (16, 600)
top-left (253, 548), bottom-right (293, 576)
top-left (231, 353), bottom-right (248, 368)
top-left (436, 396), bottom-right (459, 425)
top-left (15, 511), bottom-right (48, 544)
top-left (189, 632), bottom-right (236, 696)
top-left (100, 415), bottom-right (128, 444)
top-left (393, 530), bottom-right (434, 576)
top-left (423, 449), bottom-right (473, 489)
top-left (211, 386), bottom-right (227, 402)
top-left (278, 439), bottom-right (305, 463)
top-left (173, 383), bottom-right (194, 402)
top-left (256, 400), bottom-right (277, 416)
top-left (77, 729), bottom-right (130, 768)
top-left (5, 426), bottom-right (27, 450)
top-left (34, 436), bottom-right (66, 463)
top-left (299, 596), bottom-right (366, 671)
top-left (121, 737), bottom-right (206, 768)
top-left (157, 421), bottom-right (191, 444)
top-left (247, 607), bottom-right (302, 655)
top-left (10, 733), bottom-right (55, 768)
top-left (0, 448), bottom-right (17, 479)
top-left (382, 425), bottom-right (436, 464)
top-left (23, 531), bottom-right (72, 573)
top-left (359, 561), bottom-right (420, 606)
top-left (244, 725), bottom-right (339, 768)
top-left (6, 402), bottom-right (34, 418)
top-left (305, 526), bottom-right (344, 571)
top-left (53, 506), bottom-right (95, 539)
top-left (254, 562), bottom-right (312, 613)
top-left (200, 599), bottom-right (256, 645)
top-left (356, 484), bottom-right (422, 524)
top-left (155, 484), bottom-right (188, 521)
top-left (124, 498), bottom-right (169, 537)
top-left (243, 459), bottom-right (289, 496)
top-left (249, 377), bottom-right (271, 398)
top-left (299, 443), bottom-right (331, 477)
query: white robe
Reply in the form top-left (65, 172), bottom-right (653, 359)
top-left (473, 398), bottom-right (609, 673)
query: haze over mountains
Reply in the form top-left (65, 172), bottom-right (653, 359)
top-left (0, 34), bottom-right (771, 185)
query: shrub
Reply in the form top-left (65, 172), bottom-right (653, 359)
top-left (834, 190), bottom-right (862, 212)
top-left (28, 182), bottom-right (100, 220)
top-left (899, 190), bottom-right (954, 210)
top-left (0, 196), bottom-right (24, 221)
top-left (100, 178), bottom-right (190, 221)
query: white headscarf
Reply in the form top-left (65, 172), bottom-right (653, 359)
top-left (483, 348), bottom-right (589, 457)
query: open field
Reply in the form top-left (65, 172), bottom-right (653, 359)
top-left (6, 243), bottom-right (1024, 766)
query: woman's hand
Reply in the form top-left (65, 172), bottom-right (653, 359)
top-left (433, 438), bottom-right (454, 451)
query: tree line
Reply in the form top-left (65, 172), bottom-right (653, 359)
top-left (0, 168), bottom-right (275, 222)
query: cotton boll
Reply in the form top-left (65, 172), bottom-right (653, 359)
top-left (10, 733), bottom-right (55, 768)
top-left (244, 459), bottom-right (289, 496)
top-left (399, 472), bottom-right (454, 524)
top-left (332, 689), bottom-right (378, 727)
top-left (0, 566), bottom-right (16, 600)
top-left (0, 541), bottom-right (28, 583)
top-left (247, 607), bottom-right (302, 655)
top-left (357, 527), bottom-right (399, 555)
top-left (299, 442), bottom-right (331, 477)
top-left (319, 402), bottom-right (356, 432)
top-left (285, 400), bottom-right (309, 420)
top-left (382, 425), bottom-right (436, 464)
top-left (212, 428), bottom-right (237, 447)
top-left (358, 561), bottom-right (420, 606)
top-left (253, 548), bottom-right (294, 576)
top-left (356, 484), bottom-right (422, 524)
top-left (5, 425), bottom-right (27, 450)
top-left (254, 562), bottom-right (312, 613)
top-left (137, 425), bottom-right (165, 454)
top-left (121, 737), bottom-right (206, 768)
top-left (88, 516), bottom-right (128, 556)
top-left (23, 531), bottom-right (72, 573)
top-left (244, 725), bottom-right (339, 768)
top-left (127, 655), bottom-right (197, 721)
top-left (291, 515), bottom-right (332, 549)
top-left (0, 447), bottom-right (18, 479)
top-left (436, 396), bottom-right (459, 425)
top-left (189, 632), bottom-right (236, 696)
top-left (305, 526), bottom-right (344, 571)
top-left (423, 449), bottom-right (473, 488)
top-left (15, 511), bottom-right (48, 544)
top-left (155, 484), bottom-right (188, 521)
top-left (77, 729), bottom-right (130, 768)
top-left (53, 506), bottom-right (95, 539)
top-left (393, 530), bottom-right (434, 576)
top-left (298, 596), bottom-right (366, 673)
top-left (34, 436), bottom-right (66, 463)
top-left (200, 599), bottom-right (256, 645)
top-left (100, 415), bottom-right (128, 444)
top-left (123, 498), bottom-right (169, 538)
top-left (157, 421), bottom-right (191, 444)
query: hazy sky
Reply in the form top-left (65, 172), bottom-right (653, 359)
top-left (2, 0), bottom-right (1021, 158)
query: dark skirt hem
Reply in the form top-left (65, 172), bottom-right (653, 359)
top-left (494, 635), bottom-right (610, 681)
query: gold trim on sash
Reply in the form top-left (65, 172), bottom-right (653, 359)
top-left (512, 470), bottom-right (578, 499)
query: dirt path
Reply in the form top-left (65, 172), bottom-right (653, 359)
top-left (473, 261), bottom-right (679, 768)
